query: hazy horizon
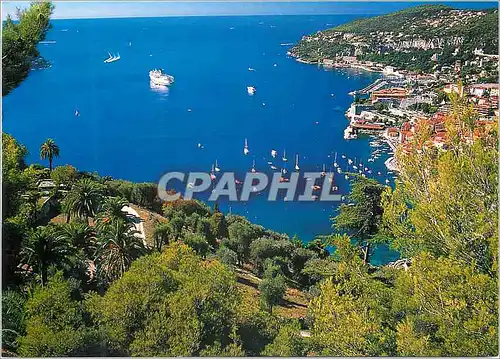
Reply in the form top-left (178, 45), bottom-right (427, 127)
top-left (1, 1), bottom-right (497, 20)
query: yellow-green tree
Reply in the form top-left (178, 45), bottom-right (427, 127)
top-left (87, 243), bottom-right (242, 356)
top-left (382, 92), bottom-right (498, 275)
top-left (393, 253), bottom-right (498, 356)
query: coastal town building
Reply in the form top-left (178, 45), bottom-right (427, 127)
top-left (371, 88), bottom-right (408, 103)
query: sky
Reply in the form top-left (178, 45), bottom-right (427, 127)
top-left (1, 1), bottom-right (497, 20)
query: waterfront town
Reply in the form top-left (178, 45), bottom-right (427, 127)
top-left (311, 54), bottom-right (498, 172)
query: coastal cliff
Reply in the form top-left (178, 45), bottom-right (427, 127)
top-left (290, 5), bottom-right (498, 73)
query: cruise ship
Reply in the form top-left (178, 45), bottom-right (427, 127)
top-left (149, 69), bottom-right (175, 86)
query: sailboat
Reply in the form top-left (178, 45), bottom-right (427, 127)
top-left (320, 164), bottom-right (326, 177)
top-left (214, 160), bottom-right (220, 172)
top-left (282, 150), bottom-right (288, 162)
top-left (210, 164), bottom-right (216, 180)
top-left (104, 52), bottom-right (121, 63)
top-left (348, 158), bottom-right (353, 165)
top-left (251, 160), bottom-right (256, 173)
top-left (295, 154), bottom-right (300, 171)
top-left (333, 152), bottom-right (338, 168)
top-left (243, 138), bottom-right (249, 155)
top-left (352, 157), bottom-right (358, 170)
top-left (271, 149), bottom-right (277, 158)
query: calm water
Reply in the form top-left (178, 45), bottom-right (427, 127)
top-left (3, 15), bottom-right (399, 264)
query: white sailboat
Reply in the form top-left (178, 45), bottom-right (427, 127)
top-left (104, 52), bottom-right (121, 63)
top-left (282, 150), bottom-right (288, 162)
top-left (210, 164), bottom-right (216, 180)
top-left (243, 138), bottom-right (249, 155)
top-left (215, 160), bottom-right (220, 172)
top-left (295, 154), bottom-right (300, 171)
top-left (251, 160), bottom-right (256, 173)
top-left (333, 152), bottom-right (338, 168)
top-left (320, 164), bottom-right (326, 177)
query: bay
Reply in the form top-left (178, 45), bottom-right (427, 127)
top-left (3, 15), bottom-right (400, 264)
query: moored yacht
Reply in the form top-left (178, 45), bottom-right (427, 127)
top-left (149, 69), bottom-right (175, 86)
top-left (244, 138), bottom-right (249, 155)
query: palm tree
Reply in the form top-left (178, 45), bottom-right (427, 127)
top-left (152, 222), bottom-right (171, 252)
top-left (95, 196), bottom-right (130, 230)
top-left (62, 178), bottom-right (103, 224)
top-left (56, 222), bottom-right (95, 258)
top-left (20, 226), bottom-right (74, 286)
top-left (39, 138), bottom-right (60, 171)
top-left (94, 220), bottom-right (146, 283)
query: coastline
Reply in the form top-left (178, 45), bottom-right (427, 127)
top-left (290, 53), bottom-right (400, 171)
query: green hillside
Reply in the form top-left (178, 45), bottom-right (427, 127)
top-left (290, 5), bottom-right (498, 73)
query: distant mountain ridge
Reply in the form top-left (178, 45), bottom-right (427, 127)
top-left (290, 5), bottom-right (498, 72)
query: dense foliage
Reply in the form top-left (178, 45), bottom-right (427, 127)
top-left (1, 3), bottom-right (498, 356)
top-left (3, 92), bottom-right (497, 355)
top-left (2, 2), bottom-right (54, 96)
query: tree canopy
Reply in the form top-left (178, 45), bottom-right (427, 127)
top-left (2, 2), bottom-right (54, 95)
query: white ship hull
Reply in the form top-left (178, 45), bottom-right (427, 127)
top-left (149, 69), bottom-right (175, 87)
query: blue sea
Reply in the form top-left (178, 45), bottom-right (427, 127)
top-left (3, 15), bottom-right (401, 264)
